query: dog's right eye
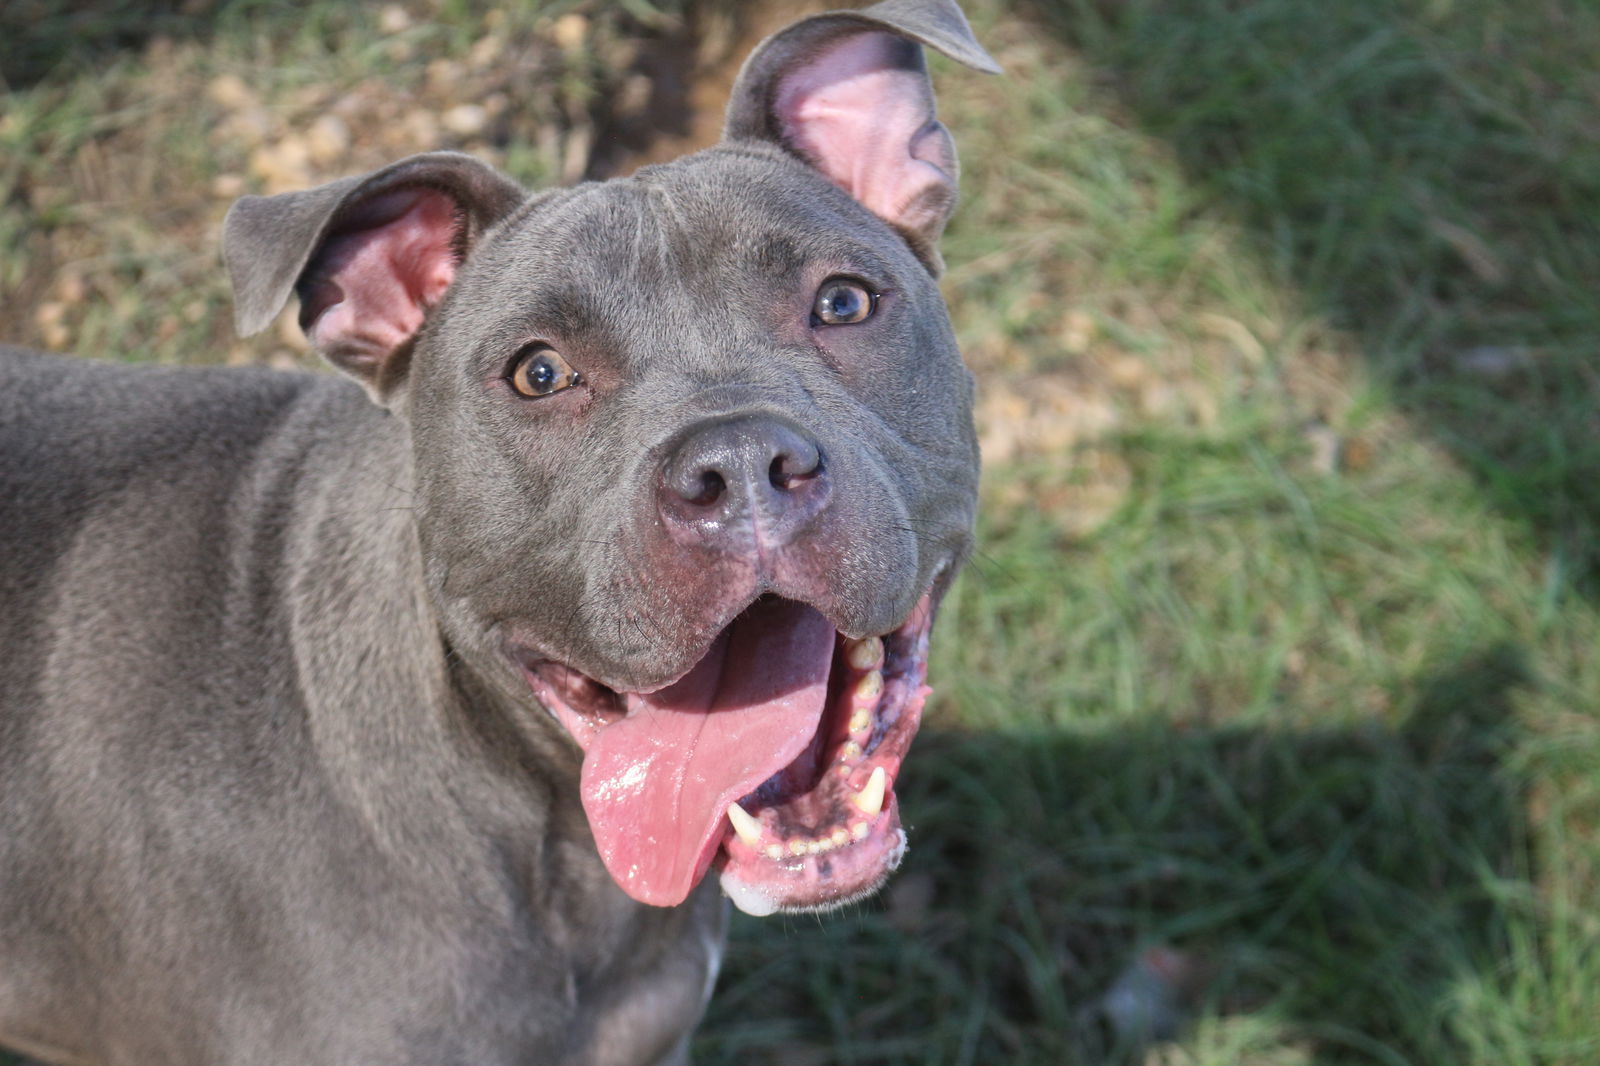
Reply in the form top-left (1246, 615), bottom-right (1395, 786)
top-left (508, 345), bottom-right (581, 398)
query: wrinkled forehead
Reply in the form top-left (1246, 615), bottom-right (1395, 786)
top-left (477, 152), bottom-right (907, 314)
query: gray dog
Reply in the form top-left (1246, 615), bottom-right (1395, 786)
top-left (0, 2), bottom-right (995, 1062)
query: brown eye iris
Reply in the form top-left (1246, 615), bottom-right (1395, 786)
top-left (812, 278), bottom-right (877, 326)
top-left (508, 345), bottom-right (580, 398)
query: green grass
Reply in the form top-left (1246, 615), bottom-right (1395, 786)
top-left (4, 0), bottom-right (1600, 1063)
top-left (0, 0), bottom-right (668, 365)
top-left (708, 1), bottom-right (1600, 1062)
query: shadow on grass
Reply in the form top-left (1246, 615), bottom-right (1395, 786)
top-left (1, 0), bottom-right (225, 88)
top-left (0, 654), bottom-right (1520, 1066)
top-left (1025, 0), bottom-right (1600, 596)
top-left (698, 644), bottom-right (1529, 1065)
top-left (0, 0), bottom-right (714, 173)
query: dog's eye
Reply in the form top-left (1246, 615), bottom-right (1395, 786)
top-left (812, 278), bottom-right (877, 326)
top-left (508, 345), bottom-right (581, 398)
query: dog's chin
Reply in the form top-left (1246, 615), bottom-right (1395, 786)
top-left (514, 591), bottom-right (937, 917)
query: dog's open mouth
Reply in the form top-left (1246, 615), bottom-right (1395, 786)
top-left (519, 593), bottom-right (934, 916)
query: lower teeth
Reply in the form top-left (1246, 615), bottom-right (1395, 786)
top-left (728, 633), bottom-right (902, 864)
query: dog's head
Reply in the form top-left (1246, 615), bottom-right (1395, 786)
top-left (223, 0), bottom-right (997, 916)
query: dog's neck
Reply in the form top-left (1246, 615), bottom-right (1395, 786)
top-left (239, 380), bottom-right (722, 1040)
top-left (277, 383), bottom-right (588, 890)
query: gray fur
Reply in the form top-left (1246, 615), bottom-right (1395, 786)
top-left (0, 2), bottom-right (992, 1062)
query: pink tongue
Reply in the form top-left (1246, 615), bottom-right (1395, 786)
top-left (580, 600), bottom-right (837, 906)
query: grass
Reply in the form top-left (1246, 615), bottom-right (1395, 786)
top-left (0, 0), bottom-right (682, 366)
top-left (706, 1), bottom-right (1600, 1062)
top-left (3, 0), bottom-right (1599, 1063)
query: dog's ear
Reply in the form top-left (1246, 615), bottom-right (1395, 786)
top-left (223, 152), bottom-right (524, 403)
top-left (722, 0), bottom-right (999, 272)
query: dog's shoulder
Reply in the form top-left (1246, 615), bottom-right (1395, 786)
top-left (0, 348), bottom-right (373, 648)
top-left (1, 346), bottom-right (325, 447)
top-left (0, 347), bottom-right (379, 501)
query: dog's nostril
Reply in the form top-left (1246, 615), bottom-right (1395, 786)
top-left (769, 452), bottom-right (822, 491)
top-left (687, 470), bottom-right (726, 507)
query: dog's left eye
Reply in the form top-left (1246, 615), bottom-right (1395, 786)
top-left (508, 345), bottom-right (581, 398)
top-left (812, 278), bottom-right (877, 326)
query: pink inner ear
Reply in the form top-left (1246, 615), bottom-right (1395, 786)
top-left (301, 188), bottom-right (461, 372)
top-left (774, 32), bottom-right (956, 237)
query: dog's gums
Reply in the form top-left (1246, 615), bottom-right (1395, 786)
top-left (520, 593), bottom-right (934, 916)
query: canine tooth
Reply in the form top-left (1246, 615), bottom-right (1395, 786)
top-left (830, 826), bottom-right (850, 846)
top-left (846, 636), bottom-right (884, 671)
top-left (848, 707), bottom-right (872, 733)
top-left (851, 821), bottom-right (870, 840)
top-left (727, 803), bottom-right (762, 847)
top-left (854, 766), bottom-right (887, 817)
top-left (765, 844), bottom-right (784, 860)
top-left (855, 670), bottom-right (883, 701)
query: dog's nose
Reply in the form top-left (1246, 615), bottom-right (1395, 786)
top-left (659, 415), bottom-right (831, 549)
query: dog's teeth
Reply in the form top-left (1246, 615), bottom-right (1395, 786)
top-left (848, 707), bottom-right (872, 733)
top-left (830, 826), bottom-right (850, 847)
top-left (852, 821), bottom-right (871, 840)
top-left (854, 766), bottom-right (887, 817)
top-left (855, 670), bottom-right (883, 702)
top-left (727, 802), bottom-right (763, 846)
top-left (846, 636), bottom-right (884, 671)
top-left (765, 844), bottom-right (784, 860)
top-left (788, 839), bottom-right (809, 857)
top-left (841, 740), bottom-right (863, 761)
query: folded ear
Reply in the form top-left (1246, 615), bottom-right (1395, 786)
top-left (722, 0), bottom-right (999, 272)
top-left (222, 152), bottom-right (525, 403)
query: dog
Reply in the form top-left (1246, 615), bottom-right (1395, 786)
top-left (0, 2), bottom-right (995, 1062)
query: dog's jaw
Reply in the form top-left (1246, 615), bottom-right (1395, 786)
top-left (516, 588), bottom-right (938, 916)
top-left (713, 594), bottom-right (933, 917)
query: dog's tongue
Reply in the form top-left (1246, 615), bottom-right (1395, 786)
top-left (579, 600), bottom-right (836, 906)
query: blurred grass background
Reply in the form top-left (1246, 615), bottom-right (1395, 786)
top-left (3, 0), bottom-right (1599, 1063)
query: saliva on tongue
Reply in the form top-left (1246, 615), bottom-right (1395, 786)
top-left (578, 598), bottom-right (837, 906)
